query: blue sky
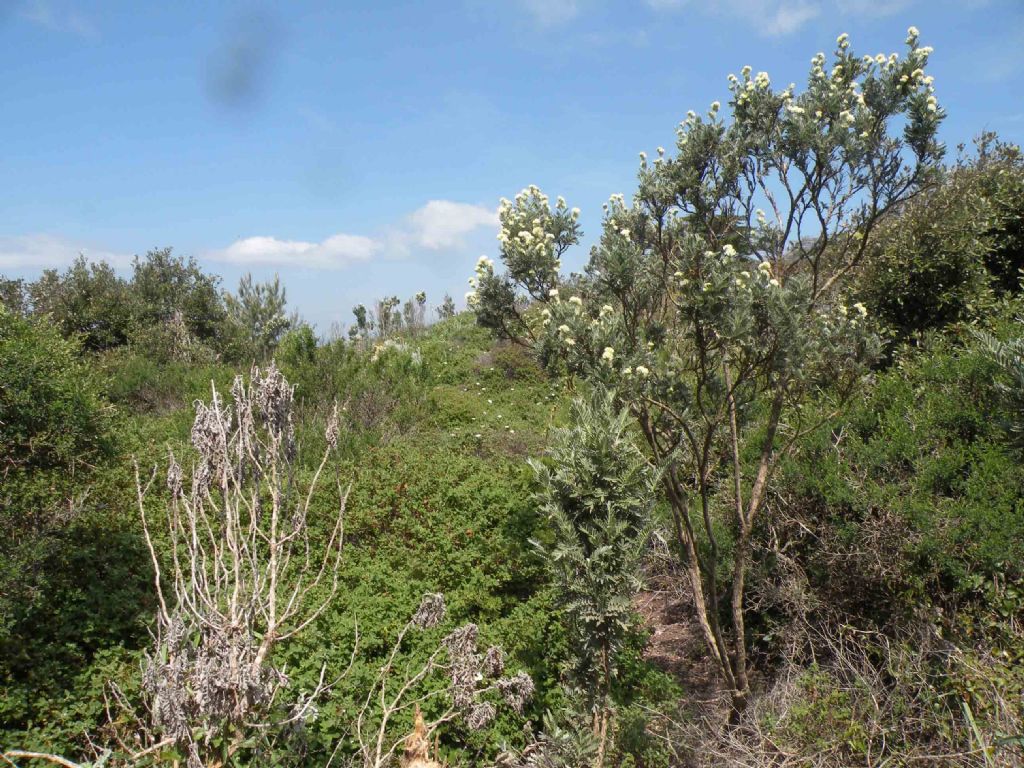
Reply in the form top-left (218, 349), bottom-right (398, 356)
top-left (2, 0), bottom-right (1022, 332)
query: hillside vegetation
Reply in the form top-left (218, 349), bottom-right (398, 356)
top-left (2, 27), bottom-right (1024, 768)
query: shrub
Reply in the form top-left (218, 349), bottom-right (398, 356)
top-left (471, 27), bottom-right (943, 715)
top-left (28, 257), bottom-right (134, 351)
top-left (225, 272), bottom-right (293, 362)
top-left (859, 134), bottom-right (1024, 342)
top-left (0, 304), bottom-right (113, 477)
top-left (531, 388), bottom-right (660, 763)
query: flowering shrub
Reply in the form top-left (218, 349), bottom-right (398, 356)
top-left (468, 187), bottom-right (581, 341)
top-left (472, 28), bottom-right (942, 715)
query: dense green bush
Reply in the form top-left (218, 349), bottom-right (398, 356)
top-left (860, 134), bottom-right (1024, 342)
top-left (29, 257), bottom-right (134, 351)
top-left (776, 320), bottom-right (1024, 607)
top-left (0, 307), bottom-right (154, 752)
top-left (129, 247), bottom-right (228, 347)
top-left (0, 304), bottom-right (113, 476)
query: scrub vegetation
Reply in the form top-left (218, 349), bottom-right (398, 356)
top-left (3, 27), bottom-right (1024, 768)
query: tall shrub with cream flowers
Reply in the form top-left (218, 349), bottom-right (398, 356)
top-left (468, 186), bottom-right (581, 342)
top-left (470, 29), bottom-right (943, 717)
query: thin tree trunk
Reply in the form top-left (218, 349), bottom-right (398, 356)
top-left (727, 385), bottom-right (786, 718)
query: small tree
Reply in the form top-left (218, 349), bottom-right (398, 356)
top-left (350, 303), bottom-right (374, 342)
top-left (467, 192), bottom-right (580, 344)
top-left (130, 248), bottom-right (228, 346)
top-left (436, 294), bottom-right (456, 322)
top-left (0, 276), bottom-right (28, 315)
top-left (131, 364), bottom-right (347, 766)
top-left (225, 272), bottom-right (293, 361)
top-left (531, 388), bottom-right (659, 765)
top-left (471, 28), bottom-right (943, 715)
top-left (28, 256), bottom-right (134, 351)
top-left (373, 296), bottom-right (403, 338)
top-left (402, 291), bottom-right (428, 334)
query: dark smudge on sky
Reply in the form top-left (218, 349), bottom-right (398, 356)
top-left (203, 8), bottom-right (283, 112)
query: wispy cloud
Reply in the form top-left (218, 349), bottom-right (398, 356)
top-left (644, 0), bottom-right (820, 36)
top-left (644, 0), bottom-right (929, 36)
top-left (207, 200), bottom-right (498, 269)
top-left (835, 0), bottom-right (915, 17)
top-left (518, 0), bottom-right (581, 27)
top-left (764, 1), bottom-right (820, 35)
top-left (2, 199), bottom-right (499, 274)
top-left (0, 234), bottom-right (130, 269)
top-left (19, 0), bottom-right (97, 38)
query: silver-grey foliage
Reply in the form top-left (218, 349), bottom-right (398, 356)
top-left (135, 363), bottom-right (347, 766)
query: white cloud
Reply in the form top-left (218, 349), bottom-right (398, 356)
top-left (644, 0), bottom-right (686, 9)
top-left (2, 199), bottom-right (498, 274)
top-left (519, 0), bottom-right (581, 27)
top-left (208, 199), bottom-right (497, 269)
top-left (764, 1), bottom-right (820, 34)
top-left (403, 200), bottom-right (498, 251)
top-left (0, 234), bottom-right (130, 270)
top-left (211, 233), bottom-right (379, 269)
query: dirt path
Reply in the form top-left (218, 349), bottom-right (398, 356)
top-left (633, 579), bottom-right (724, 712)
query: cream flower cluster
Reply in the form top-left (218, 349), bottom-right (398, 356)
top-left (776, 30), bottom-right (937, 136)
top-left (730, 258), bottom-right (781, 293)
top-left (496, 185), bottom-right (578, 279)
top-left (465, 255), bottom-right (494, 308)
top-left (730, 65), bottom-right (773, 107)
top-left (555, 322), bottom-right (575, 347)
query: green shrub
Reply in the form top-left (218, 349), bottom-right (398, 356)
top-left (27, 257), bottom-right (134, 351)
top-left (0, 305), bottom-right (113, 476)
top-left (859, 134), bottom-right (1024, 342)
top-left (776, 316), bottom-right (1024, 616)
